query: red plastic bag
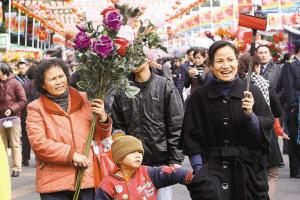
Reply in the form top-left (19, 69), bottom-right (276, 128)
top-left (93, 142), bottom-right (116, 187)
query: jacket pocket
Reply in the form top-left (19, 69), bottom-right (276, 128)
top-left (148, 90), bottom-right (164, 119)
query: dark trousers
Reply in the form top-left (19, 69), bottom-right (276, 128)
top-left (40, 188), bottom-right (95, 200)
top-left (287, 110), bottom-right (300, 176)
top-left (21, 113), bottom-right (31, 162)
top-left (282, 104), bottom-right (289, 154)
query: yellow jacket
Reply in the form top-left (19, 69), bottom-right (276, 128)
top-left (0, 136), bottom-right (10, 200)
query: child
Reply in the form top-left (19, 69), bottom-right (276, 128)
top-left (96, 135), bottom-right (193, 200)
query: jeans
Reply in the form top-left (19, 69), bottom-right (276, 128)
top-left (157, 186), bottom-right (173, 200)
top-left (40, 188), bottom-right (95, 200)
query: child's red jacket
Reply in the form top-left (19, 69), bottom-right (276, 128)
top-left (96, 165), bottom-right (192, 200)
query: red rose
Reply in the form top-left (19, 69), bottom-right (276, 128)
top-left (115, 38), bottom-right (129, 56)
top-left (279, 32), bottom-right (284, 41)
top-left (273, 34), bottom-right (280, 43)
top-left (101, 6), bottom-right (117, 16)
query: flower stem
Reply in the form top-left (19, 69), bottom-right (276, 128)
top-left (72, 113), bottom-right (97, 200)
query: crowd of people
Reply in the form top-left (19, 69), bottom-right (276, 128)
top-left (0, 38), bottom-right (300, 200)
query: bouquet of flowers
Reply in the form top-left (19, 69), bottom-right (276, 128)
top-left (72, 4), bottom-right (165, 200)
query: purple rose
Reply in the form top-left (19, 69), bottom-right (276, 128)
top-left (74, 31), bottom-right (91, 50)
top-left (92, 35), bottom-right (114, 58)
top-left (103, 11), bottom-right (122, 31)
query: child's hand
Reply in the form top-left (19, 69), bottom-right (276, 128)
top-left (170, 163), bottom-right (181, 169)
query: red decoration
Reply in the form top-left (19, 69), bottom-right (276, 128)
top-left (243, 31), bottom-right (253, 44)
top-left (114, 38), bottom-right (129, 56)
top-left (39, 28), bottom-right (48, 41)
top-left (111, 0), bottom-right (120, 4)
top-left (101, 6), bottom-right (117, 16)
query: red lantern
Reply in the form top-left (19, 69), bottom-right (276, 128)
top-left (39, 28), bottom-right (48, 41)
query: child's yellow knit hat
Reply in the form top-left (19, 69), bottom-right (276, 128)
top-left (111, 135), bottom-right (144, 165)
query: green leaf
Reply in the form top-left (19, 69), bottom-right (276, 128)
top-left (125, 84), bottom-right (140, 98)
top-left (76, 81), bottom-right (89, 90)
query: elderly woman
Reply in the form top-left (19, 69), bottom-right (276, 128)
top-left (26, 59), bottom-right (112, 200)
top-left (181, 41), bottom-right (274, 200)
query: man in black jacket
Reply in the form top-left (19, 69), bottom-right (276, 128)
top-left (282, 39), bottom-right (300, 178)
top-left (111, 61), bottom-right (184, 200)
top-left (256, 45), bottom-right (282, 88)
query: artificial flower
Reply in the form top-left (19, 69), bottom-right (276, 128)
top-left (74, 32), bottom-right (91, 50)
top-left (115, 38), bottom-right (129, 56)
top-left (103, 10), bottom-right (123, 30)
top-left (92, 35), bottom-right (114, 58)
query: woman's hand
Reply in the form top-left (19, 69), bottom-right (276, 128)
top-left (242, 91), bottom-right (254, 117)
top-left (188, 67), bottom-right (198, 78)
top-left (72, 152), bottom-right (91, 168)
top-left (90, 99), bottom-right (107, 122)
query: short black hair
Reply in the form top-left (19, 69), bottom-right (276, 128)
top-left (238, 53), bottom-right (261, 78)
top-left (193, 48), bottom-right (206, 58)
top-left (208, 40), bottom-right (239, 66)
top-left (186, 48), bottom-right (195, 55)
top-left (0, 62), bottom-right (11, 76)
top-left (35, 59), bottom-right (70, 94)
top-left (256, 44), bottom-right (270, 52)
top-left (16, 62), bottom-right (26, 68)
top-left (26, 64), bottom-right (38, 80)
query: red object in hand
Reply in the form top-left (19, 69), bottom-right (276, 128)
top-left (273, 118), bottom-right (284, 137)
top-left (115, 38), bottom-right (129, 56)
top-left (238, 14), bottom-right (267, 31)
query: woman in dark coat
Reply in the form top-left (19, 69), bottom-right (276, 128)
top-left (181, 41), bottom-right (274, 200)
top-left (184, 48), bottom-right (210, 94)
top-left (239, 54), bottom-right (289, 200)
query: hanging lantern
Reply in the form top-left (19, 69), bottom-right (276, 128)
top-left (111, 0), bottom-right (119, 4)
top-left (39, 28), bottom-right (48, 41)
top-left (71, 8), bottom-right (78, 13)
top-left (39, 5), bottom-right (46, 10)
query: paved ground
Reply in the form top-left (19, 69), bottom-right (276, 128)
top-left (10, 139), bottom-right (300, 200)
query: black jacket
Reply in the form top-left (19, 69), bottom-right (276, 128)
top-left (184, 65), bottom-right (211, 94)
top-left (261, 60), bottom-right (282, 89)
top-left (282, 56), bottom-right (300, 110)
top-left (112, 73), bottom-right (184, 166)
top-left (181, 78), bottom-right (274, 200)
